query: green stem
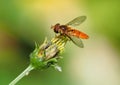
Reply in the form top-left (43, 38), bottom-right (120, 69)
top-left (9, 65), bottom-right (34, 85)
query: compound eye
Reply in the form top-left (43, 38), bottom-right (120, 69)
top-left (54, 29), bottom-right (58, 33)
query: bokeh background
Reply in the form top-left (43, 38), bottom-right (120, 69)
top-left (0, 0), bottom-right (120, 85)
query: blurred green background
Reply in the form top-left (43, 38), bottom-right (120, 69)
top-left (0, 0), bottom-right (120, 85)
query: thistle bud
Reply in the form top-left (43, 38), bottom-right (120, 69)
top-left (30, 35), bottom-right (68, 71)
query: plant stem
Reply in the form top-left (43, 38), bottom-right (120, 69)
top-left (9, 65), bottom-right (34, 85)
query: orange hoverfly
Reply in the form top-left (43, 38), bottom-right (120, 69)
top-left (51, 16), bottom-right (89, 48)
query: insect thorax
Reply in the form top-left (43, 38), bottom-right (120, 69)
top-left (59, 25), bottom-right (67, 33)
top-left (54, 23), bottom-right (67, 34)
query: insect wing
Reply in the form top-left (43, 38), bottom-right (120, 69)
top-left (68, 35), bottom-right (84, 48)
top-left (66, 16), bottom-right (86, 26)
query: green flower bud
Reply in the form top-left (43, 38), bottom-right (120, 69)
top-left (30, 35), bottom-right (68, 70)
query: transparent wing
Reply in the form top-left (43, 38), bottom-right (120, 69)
top-left (66, 16), bottom-right (86, 26)
top-left (68, 35), bottom-right (84, 48)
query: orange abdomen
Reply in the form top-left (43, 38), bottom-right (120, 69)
top-left (67, 29), bottom-right (89, 39)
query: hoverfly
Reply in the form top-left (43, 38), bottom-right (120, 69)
top-left (51, 16), bottom-right (89, 48)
